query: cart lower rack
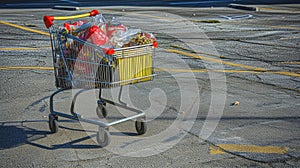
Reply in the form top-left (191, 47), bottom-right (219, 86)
top-left (44, 10), bottom-right (156, 147)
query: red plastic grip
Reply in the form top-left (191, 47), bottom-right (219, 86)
top-left (103, 48), bottom-right (115, 55)
top-left (44, 15), bottom-right (54, 28)
top-left (106, 48), bottom-right (115, 55)
top-left (153, 41), bottom-right (158, 48)
top-left (90, 10), bottom-right (100, 16)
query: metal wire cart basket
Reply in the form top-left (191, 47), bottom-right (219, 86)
top-left (44, 10), bottom-right (157, 147)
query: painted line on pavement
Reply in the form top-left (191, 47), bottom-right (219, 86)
top-left (169, 1), bottom-right (229, 5)
top-left (275, 62), bottom-right (300, 65)
top-left (257, 7), bottom-right (300, 14)
top-left (0, 46), bottom-right (51, 51)
top-left (1, 20), bottom-right (299, 79)
top-left (155, 68), bottom-right (262, 74)
top-left (168, 49), bottom-right (300, 78)
top-left (0, 66), bottom-right (261, 73)
top-left (229, 22), bottom-right (300, 31)
top-left (60, 0), bottom-right (79, 4)
top-left (0, 66), bottom-right (54, 71)
top-left (0, 66), bottom-right (265, 74)
top-left (168, 49), bottom-right (267, 71)
top-left (0, 20), bottom-right (49, 36)
top-left (97, 9), bottom-right (300, 31)
top-left (270, 25), bottom-right (300, 31)
top-left (210, 144), bottom-right (289, 155)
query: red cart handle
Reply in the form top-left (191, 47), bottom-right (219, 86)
top-left (44, 10), bottom-right (100, 28)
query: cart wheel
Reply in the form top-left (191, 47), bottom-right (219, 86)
top-left (96, 105), bottom-right (107, 118)
top-left (97, 128), bottom-right (110, 147)
top-left (49, 114), bottom-right (58, 133)
top-left (135, 119), bottom-right (147, 135)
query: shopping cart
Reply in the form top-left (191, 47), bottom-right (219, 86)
top-left (44, 10), bottom-right (157, 147)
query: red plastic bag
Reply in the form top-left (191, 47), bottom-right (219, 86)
top-left (84, 25), bottom-right (108, 46)
top-left (106, 17), bottom-right (127, 38)
top-left (74, 54), bottom-right (90, 74)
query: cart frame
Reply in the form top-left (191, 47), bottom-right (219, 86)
top-left (44, 10), bottom-right (156, 147)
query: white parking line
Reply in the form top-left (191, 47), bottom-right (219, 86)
top-left (60, 0), bottom-right (79, 4)
top-left (169, 0), bottom-right (228, 5)
top-left (220, 14), bottom-right (253, 20)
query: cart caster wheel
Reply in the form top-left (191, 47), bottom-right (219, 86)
top-left (96, 105), bottom-right (107, 118)
top-left (97, 128), bottom-right (110, 147)
top-left (135, 119), bottom-right (147, 135)
top-left (49, 114), bottom-right (58, 133)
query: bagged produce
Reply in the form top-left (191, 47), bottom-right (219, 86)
top-left (129, 32), bottom-right (156, 46)
top-left (110, 29), bottom-right (141, 48)
top-left (60, 14), bottom-right (157, 49)
top-left (106, 17), bottom-right (127, 38)
top-left (91, 13), bottom-right (106, 31)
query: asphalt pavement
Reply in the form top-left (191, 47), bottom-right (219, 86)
top-left (1, 0), bottom-right (299, 8)
top-left (0, 2), bottom-right (299, 168)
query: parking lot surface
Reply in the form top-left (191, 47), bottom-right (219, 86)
top-left (0, 3), bottom-right (299, 167)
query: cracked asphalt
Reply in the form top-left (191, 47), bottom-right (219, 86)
top-left (0, 3), bottom-right (300, 168)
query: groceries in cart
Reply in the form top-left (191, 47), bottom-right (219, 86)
top-left (59, 14), bottom-right (157, 49)
top-left (44, 10), bottom-right (157, 88)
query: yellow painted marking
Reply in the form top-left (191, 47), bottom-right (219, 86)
top-left (0, 47), bottom-right (38, 51)
top-left (155, 68), bottom-right (206, 73)
top-left (171, 44), bottom-right (227, 59)
top-left (210, 146), bottom-right (226, 155)
top-left (230, 22), bottom-right (300, 31)
top-left (0, 66), bottom-right (261, 74)
top-left (79, 8), bottom-right (92, 11)
top-left (84, 8), bottom-right (181, 21)
top-left (0, 20), bottom-right (49, 36)
top-left (210, 144), bottom-right (289, 155)
top-left (1, 15), bottom-right (299, 79)
top-left (0, 46), bottom-right (51, 51)
top-left (272, 71), bottom-right (300, 77)
top-left (98, 9), bottom-right (300, 31)
top-left (257, 7), bottom-right (274, 11)
top-left (257, 7), bottom-right (300, 14)
top-left (168, 49), bottom-right (267, 71)
top-left (0, 65), bottom-right (293, 78)
top-left (270, 25), bottom-right (300, 31)
top-left (0, 66), bottom-right (54, 71)
top-left (155, 68), bottom-right (262, 74)
top-left (132, 13), bottom-right (180, 21)
top-left (168, 49), bottom-right (300, 78)
top-left (275, 62), bottom-right (300, 65)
